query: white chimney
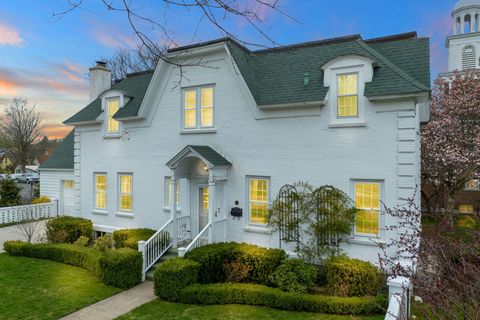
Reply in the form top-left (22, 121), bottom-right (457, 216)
top-left (89, 61), bottom-right (111, 102)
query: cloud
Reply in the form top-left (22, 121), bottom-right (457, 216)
top-left (0, 23), bottom-right (24, 46)
top-left (42, 124), bottom-right (72, 139)
top-left (90, 21), bottom-right (137, 49)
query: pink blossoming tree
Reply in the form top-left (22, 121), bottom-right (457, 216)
top-left (422, 70), bottom-right (480, 213)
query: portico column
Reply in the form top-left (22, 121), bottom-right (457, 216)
top-left (461, 15), bottom-right (465, 33)
top-left (171, 171), bottom-right (178, 246)
top-left (208, 170), bottom-right (216, 243)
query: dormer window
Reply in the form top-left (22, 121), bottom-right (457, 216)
top-left (337, 73), bottom-right (358, 117)
top-left (183, 86), bottom-right (214, 129)
top-left (106, 97), bottom-right (120, 134)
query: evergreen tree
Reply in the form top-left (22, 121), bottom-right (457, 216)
top-left (0, 179), bottom-right (21, 207)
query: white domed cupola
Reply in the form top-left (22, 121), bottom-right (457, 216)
top-left (453, 0), bottom-right (480, 34)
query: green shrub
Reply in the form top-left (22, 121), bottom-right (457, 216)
top-left (271, 258), bottom-right (317, 293)
top-left (153, 258), bottom-right (200, 301)
top-left (0, 178), bottom-right (21, 207)
top-left (325, 255), bottom-right (383, 297)
top-left (99, 248), bottom-right (143, 288)
top-left (113, 228), bottom-right (156, 250)
top-left (185, 242), bottom-right (286, 285)
top-left (46, 216), bottom-right (93, 243)
top-left (3, 241), bottom-right (141, 289)
top-left (94, 234), bottom-right (113, 252)
top-left (73, 236), bottom-right (90, 247)
top-left (179, 283), bottom-right (387, 315)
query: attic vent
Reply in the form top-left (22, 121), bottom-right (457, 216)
top-left (462, 46), bottom-right (476, 70)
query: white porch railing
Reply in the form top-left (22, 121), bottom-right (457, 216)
top-left (385, 276), bottom-right (411, 320)
top-left (176, 214), bottom-right (190, 242)
top-left (139, 218), bottom-right (174, 276)
top-left (179, 222), bottom-right (211, 257)
top-left (0, 201), bottom-right (58, 225)
top-left (213, 217), bottom-right (227, 243)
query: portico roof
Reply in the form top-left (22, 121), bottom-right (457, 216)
top-left (166, 145), bottom-right (231, 169)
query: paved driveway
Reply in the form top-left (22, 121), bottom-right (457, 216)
top-left (0, 220), bottom-right (47, 253)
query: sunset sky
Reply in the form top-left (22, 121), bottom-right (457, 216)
top-left (0, 0), bottom-right (456, 139)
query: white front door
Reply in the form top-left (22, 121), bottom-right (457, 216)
top-left (61, 180), bottom-right (75, 214)
top-left (198, 186), bottom-right (209, 232)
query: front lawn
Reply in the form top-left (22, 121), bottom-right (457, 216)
top-left (0, 253), bottom-right (121, 320)
top-left (116, 300), bottom-right (385, 320)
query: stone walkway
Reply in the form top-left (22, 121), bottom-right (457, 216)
top-left (0, 220), bottom-right (47, 252)
top-left (60, 281), bottom-right (156, 320)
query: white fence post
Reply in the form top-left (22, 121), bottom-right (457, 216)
top-left (138, 240), bottom-right (146, 282)
top-left (385, 276), bottom-right (412, 320)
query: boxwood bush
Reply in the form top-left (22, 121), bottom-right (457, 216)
top-left (325, 255), bottom-right (383, 297)
top-left (46, 216), bottom-right (93, 243)
top-left (271, 258), bottom-right (317, 293)
top-left (3, 240), bottom-right (142, 289)
top-left (113, 228), bottom-right (156, 250)
top-left (179, 283), bottom-right (387, 315)
top-left (184, 242), bottom-right (286, 285)
top-left (153, 258), bottom-right (200, 301)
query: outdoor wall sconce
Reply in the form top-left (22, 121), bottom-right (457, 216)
top-left (230, 200), bottom-right (243, 219)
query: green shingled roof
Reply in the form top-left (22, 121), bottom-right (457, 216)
top-left (188, 145), bottom-right (231, 167)
top-left (64, 32), bottom-right (430, 124)
top-left (64, 71), bottom-right (153, 124)
top-left (227, 33), bottom-right (430, 106)
top-left (39, 130), bottom-right (74, 170)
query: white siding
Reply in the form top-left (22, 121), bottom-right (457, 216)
top-left (39, 170), bottom-right (74, 202)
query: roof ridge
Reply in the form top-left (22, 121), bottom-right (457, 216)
top-left (355, 39), bottom-right (429, 92)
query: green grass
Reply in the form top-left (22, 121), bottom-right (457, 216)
top-left (0, 253), bottom-right (121, 320)
top-left (116, 300), bottom-right (385, 320)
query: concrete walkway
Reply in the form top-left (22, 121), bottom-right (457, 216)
top-left (60, 281), bottom-right (156, 320)
top-left (0, 220), bottom-right (47, 252)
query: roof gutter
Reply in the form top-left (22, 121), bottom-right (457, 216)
top-left (258, 100), bottom-right (326, 111)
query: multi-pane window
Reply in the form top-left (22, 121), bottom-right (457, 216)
top-left (248, 178), bottom-right (269, 225)
top-left (165, 177), bottom-right (180, 208)
top-left (106, 97), bottom-right (120, 134)
top-left (183, 86), bottom-right (214, 129)
top-left (64, 180), bottom-right (74, 189)
top-left (119, 174), bottom-right (133, 212)
top-left (337, 74), bottom-right (358, 117)
top-left (465, 179), bottom-right (479, 190)
top-left (95, 174), bottom-right (107, 209)
top-left (459, 204), bottom-right (474, 214)
top-left (354, 182), bottom-right (381, 235)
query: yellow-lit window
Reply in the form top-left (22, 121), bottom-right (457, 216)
top-left (166, 177), bottom-right (180, 208)
top-left (202, 187), bottom-right (209, 210)
top-left (119, 174), bottom-right (132, 212)
top-left (459, 204), bottom-right (474, 214)
top-left (355, 182), bottom-right (381, 235)
top-left (249, 178), bottom-right (269, 224)
top-left (64, 180), bottom-right (74, 189)
top-left (465, 179), bottom-right (479, 190)
top-left (95, 174), bottom-right (107, 209)
top-left (337, 74), bottom-right (358, 117)
top-left (201, 87), bottom-right (213, 127)
top-left (184, 90), bottom-right (196, 128)
top-left (106, 97), bottom-right (120, 133)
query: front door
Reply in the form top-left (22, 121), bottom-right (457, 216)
top-left (198, 186), bottom-right (209, 232)
top-left (61, 180), bottom-right (75, 214)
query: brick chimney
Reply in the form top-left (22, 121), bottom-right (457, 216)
top-left (89, 61), bottom-right (111, 102)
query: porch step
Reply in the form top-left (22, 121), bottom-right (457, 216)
top-left (145, 249), bottom-right (178, 281)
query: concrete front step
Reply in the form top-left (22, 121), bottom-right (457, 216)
top-left (145, 249), bottom-right (179, 281)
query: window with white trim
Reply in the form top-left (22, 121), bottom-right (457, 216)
top-left (247, 177), bottom-right (269, 225)
top-left (106, 97), bottom-right (120, 134)
top-left (354, 181), bottom-right (381, 236)
top-left (459, 204), bottom-right (474, 214)
top-left (118, 174), bottom-right (133, 212)
top-left (183, 86), bottom-right (214, 129)
top-left (337, 73), bottom-right (358, 117)
top-left (165, 177), bottom-right (180, 208)
top-left (94, 173), bottom-right (107, 210)
top-left (465, 179), bottom-right (479, 190)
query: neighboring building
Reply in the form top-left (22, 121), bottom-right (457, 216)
top-left (39, 131), bottom-right (75, 215)
top-left (42, 32), bottom-right (430, 264)
top-left (434, 0), bottom-right (480, 214)
top-left (0, 149), bottom-right (14, 173)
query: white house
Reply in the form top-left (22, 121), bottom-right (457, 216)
top-left (41, 32), bottom-right (430, 266)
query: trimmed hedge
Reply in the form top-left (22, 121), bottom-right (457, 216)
top-left (153, 258), bottom-right (200, 301)
top-left (46, 216), bottom-right (93, 243)
top-left (3, 241), bottom-right (142, 289)
top-left (271, 258), bottom-right (317, 293)
top-left (184, 242), bottom-right (286, 285)
top-left (178, 283), bottom-right (387, 315)
top-left (113, 228), bottom-right (156, 250)
top-left (325, 255), bottom-right (383, 297)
